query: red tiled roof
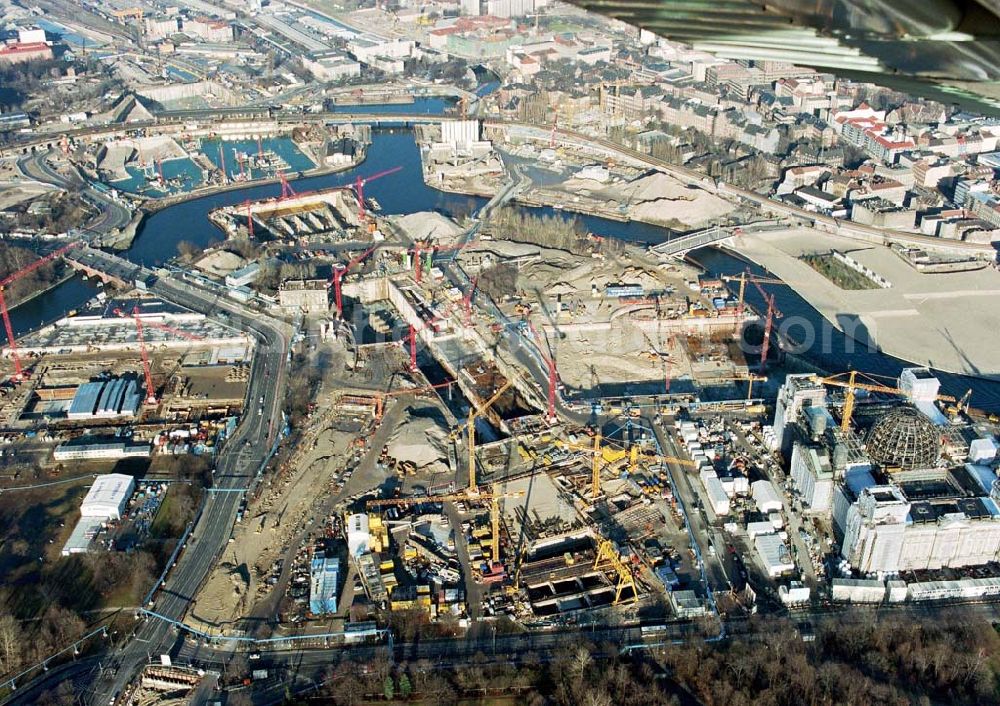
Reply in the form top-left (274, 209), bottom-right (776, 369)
top-left (0, 41), bottom-right (50, 54)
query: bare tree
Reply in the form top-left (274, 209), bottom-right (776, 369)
top-left (0, 613), bottom-right (23, 674)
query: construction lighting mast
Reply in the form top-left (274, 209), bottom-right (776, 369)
top-left (467, 380), bottom-right (513, 491)
top-left (0, 241), bottom-right (80, 381)
top-left (331, 245), bottom-right (377, 316)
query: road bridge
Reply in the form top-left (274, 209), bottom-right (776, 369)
top-left (650, 221), bottom-right (791, 258)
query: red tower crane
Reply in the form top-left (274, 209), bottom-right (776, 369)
top-left (278, 171), bottom-right (296, 201)
top-left (463, 276), bottom-right (478, 326)
top-left (0, 241), bottom-right (80, 381)
top-left (528, 321), bottom-right (558, 422)
top-left (112, 306), bottom-right (204, 405)
top-left (114, 307), bottom-right (157, 405)
top-left (750, 278), bottom-right (782, 373)
top-left (406, 299), bottom-right (461, 371)
top-left (343, 166), bottom-right (402, 222)
top-left (331, 245), bottom-right (377, 316)
top-left (244, 199), bottom-right (254, 238)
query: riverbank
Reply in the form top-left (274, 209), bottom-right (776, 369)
top-left (727, 227), bottom-right (1000, 378)
top-left (102, 155), bottom-right (369, 251)
top-left (7, 270), bottom-right (76, 310)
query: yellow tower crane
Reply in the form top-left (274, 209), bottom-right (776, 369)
top-left (721, 271), bottom-right (785, 320)
top-left (810, 371), bottom-right (961, 432)
top-left (593, 538), bottom-right (637, 605)
top-left (366, 484), bottom-right (525, 567)
top-left (466, 380), bottom-right (513, 492)
top-left (557, 435), bottom-right (696, 499)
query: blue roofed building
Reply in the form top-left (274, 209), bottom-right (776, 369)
top-left (309, 555), bottom-right (340, 615)
top-left (67, 376), bottom-right (143, 420)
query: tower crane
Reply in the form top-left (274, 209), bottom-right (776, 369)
top-left (410, 241), bottom-right (470, 284)
top-left (723, 272), bottom-right (785, 369)
top-left (466, 380), bottom-right (513, 491)
top-left (373, 379), bottom-right (455, 423)
top-left (811, 370), bottom-right (960, 432)
top-left (406, 305), bottom-right (450, 372)
top-left (557, 434), bottom-right (696, 499)
top-left (711, 372), bottom-right (768, 400)
top-left (722, 270), bottom-right (785, 320)
top-left (462, 276), bottom-right (478, 326)
top-left (218, 143), bottom-right (228, 185)
top-left (277, 171), bottom-right (296, 200)
top-left (0, 241), bottom-right (80, 382)
top-left (113, 306), bottom-right (204, 405)
top-left (527, 321), bottom-right (558, 423)
top-left (244, 199), bottom-right (255, 238)
top-left (331, 245), bottom-right (377, 316)
top-left (341, 166), bottom-right (402, 223)
top-left (367, 482), bottom-right (525, 568)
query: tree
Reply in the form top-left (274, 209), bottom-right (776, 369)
top-left (382, 675), bottom-right (395, 700)
top-left (398, 672), bottom-right (412, 698)
top-left (0, 613), bottom-right (22, 674)
top-left (176, 240), bottom-right (204, 261)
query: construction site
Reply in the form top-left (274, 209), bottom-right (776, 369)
top-left (207, 165), bottom-right (399, 245)
top-left (178, 198), bottom-right (793, 635)
top-left (0, 290), bottom-right (252, 465)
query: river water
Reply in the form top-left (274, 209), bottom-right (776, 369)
top-left (13, 129), bottom-right (1000, 411)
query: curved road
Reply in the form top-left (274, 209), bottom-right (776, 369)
top-left (17, 150), bottom-right (133, 236)
top-left (3, 249), bottom-right (291, 705)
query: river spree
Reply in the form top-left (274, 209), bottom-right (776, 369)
top-left (11, 129), bottom-right (1000, 411)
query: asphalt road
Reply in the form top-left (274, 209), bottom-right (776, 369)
top-left (17, 150), bottom-right (133, 235)
top-left (1, 247), bottom-right (292, 706)
top-left (94, 267), bottom-right (291, 705)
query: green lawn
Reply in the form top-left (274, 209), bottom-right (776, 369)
top-left (801, 253), bottom-right (880, 290)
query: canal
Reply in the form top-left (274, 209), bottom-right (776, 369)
top-left (11, 129), bottom-right (1000, 411)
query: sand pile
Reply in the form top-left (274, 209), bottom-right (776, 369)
top-left (395, 211), bottom-right (463, 244)
top-left (195, 250), bottom-right (247, 277)
top-left (385, 404), bottom-right (450, 472)
top-left (618, 172), bottom-right (735, 227)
